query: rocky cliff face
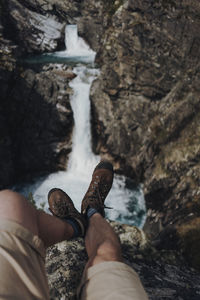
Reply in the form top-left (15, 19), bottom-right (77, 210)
top-left (0, 0), bottom-right (76, 187)
top-left (78, 0), bottom-right (126, 52)
top-left (0, 57), bottom-right (74, 187)
top-left (89, 0), bottom-right (200, 269)
top-left (1, 0), bottom-right (200, 277)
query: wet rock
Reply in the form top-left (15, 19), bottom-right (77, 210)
top-left (3, 0), bottom-right (65, 54)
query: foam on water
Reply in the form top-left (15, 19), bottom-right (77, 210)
top-left (16, 25), bottom-right (146, 227)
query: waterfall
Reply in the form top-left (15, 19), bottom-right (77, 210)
top-left (18, 25), bottom-right (146, 227)
top-left (49, 25), bottom-right (96, 64)
top-left (65, 25), bottom-right (95, 58)
top-left (67, 66), bottom-right (99, 174)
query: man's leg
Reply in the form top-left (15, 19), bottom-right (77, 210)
top-left (0, 189), bottom-right (79, 248)
top-left (80, 160), bottom-right (121, 268)
top-left (79, 161), bottom-right (149, 300)
top-left (0, 188), bottom-right (86, 299)
top-left (85, 213), bottom-right (122, 269)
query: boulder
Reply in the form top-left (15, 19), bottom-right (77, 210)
top-left (46, 221), bottom-right (200, 300)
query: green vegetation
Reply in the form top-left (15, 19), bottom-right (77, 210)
top-left (27, 192), bottom-right (34, 205)
top-left (27, 192), bottom-right (37, 208)
top-left (27, 192), bottom-right (45, 210)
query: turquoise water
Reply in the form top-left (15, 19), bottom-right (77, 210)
top-left (22, 53), bottom-right (96, 66)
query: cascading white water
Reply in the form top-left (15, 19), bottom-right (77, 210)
top-left (50, 25), bottom-right (96, 64)
top-left (67, 66), bottom-right (100, 174)
top-left (65, 25), bottom-right (95, 57)
top-left (18, 25), bottom-right (146, 227)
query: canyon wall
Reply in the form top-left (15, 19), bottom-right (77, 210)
top-left (0, 0), bottom-right (76, 187)
top-left (89, 0), bottom-right (200, 269)
top-left (0, 0), bottom-right (200, 270)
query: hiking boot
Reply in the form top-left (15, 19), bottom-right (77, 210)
top-left (48, 188), bottom-right (86, 237)
top-left (81, 161), bottom-right (114, 217)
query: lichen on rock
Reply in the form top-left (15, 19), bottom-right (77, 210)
top-left (46, 221), bottom-right (200, 300)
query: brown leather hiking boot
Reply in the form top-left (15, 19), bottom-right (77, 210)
top-left (81, 161), bottom-right (114, 217)
top-left (48, 188), bottom-right (86, 237)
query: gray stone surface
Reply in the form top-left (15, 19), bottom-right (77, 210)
top-left (46, 221), bottom-right (200, 300)
top-left (89, 0), bottom-right (200, 268)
